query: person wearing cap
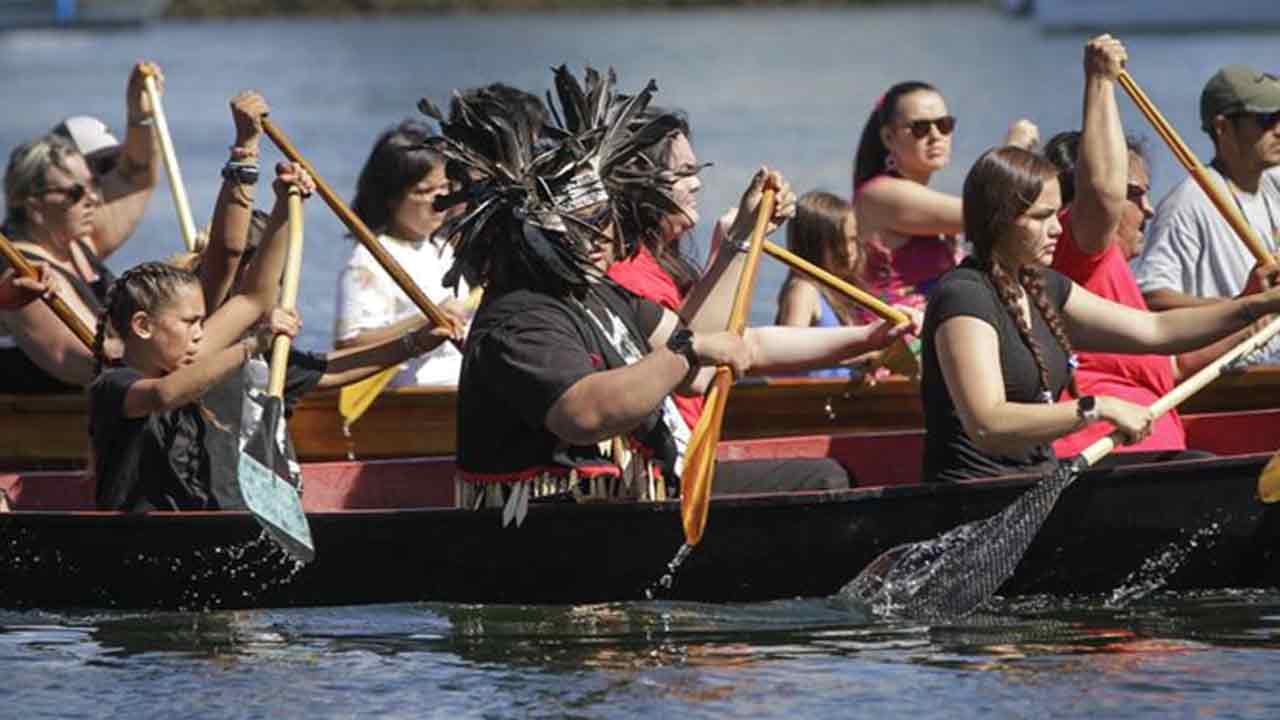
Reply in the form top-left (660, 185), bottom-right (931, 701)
top-left (0, 62), bottom-right (163, 392)
top-left (430, 68), bottom-right (914, 524)
top-left (50, 61), bottom-right (162, 260)
top-left (1134, 63), bottom-right (1280, 365)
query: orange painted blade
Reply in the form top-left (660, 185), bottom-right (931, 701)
top-left (681, 369), bottom-right (732, 546)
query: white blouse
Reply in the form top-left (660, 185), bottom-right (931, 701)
top-left (334, 233), bottom-right (468, 387)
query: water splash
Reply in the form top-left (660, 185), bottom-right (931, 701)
top-left (1106, 515), bottom-right (1226, 608)
top-left (643, 543), bottom-right (693, 600)
top-left (841, 459), bottom-right (1085, 620)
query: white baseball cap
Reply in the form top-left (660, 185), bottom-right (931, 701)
top-left (52, 115), bottom-right (120, 158)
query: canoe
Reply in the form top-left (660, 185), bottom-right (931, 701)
top-left (1, 406), bottom-right (1276, 610)
top-left (5, 365), bottom-right (1280, 467)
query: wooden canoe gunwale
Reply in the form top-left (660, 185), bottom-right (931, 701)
top-left (5, 365), bottom-right (1278, 467)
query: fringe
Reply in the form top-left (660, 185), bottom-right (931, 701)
top-left (455, 455), bottom-right (665, 528)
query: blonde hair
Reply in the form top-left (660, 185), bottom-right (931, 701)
top-left (3, 134), bottom-right (79, 235)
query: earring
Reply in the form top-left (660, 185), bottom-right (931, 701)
top-left (884, 154), bottom-right (898, 172)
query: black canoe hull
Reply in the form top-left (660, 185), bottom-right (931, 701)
top-left (2, 453), bottom-right (1278, 610)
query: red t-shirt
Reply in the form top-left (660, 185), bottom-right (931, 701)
top-left (607, 246), bottom-right (705, 430)
top-left (1049, 206), bottom-right (1186, 456)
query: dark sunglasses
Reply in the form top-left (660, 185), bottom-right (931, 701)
top-left (901, 115), bottom-right (957, 139)
top-left (1231, 110), bottom-right (1280, 131)
top-left (40, 182), bottom-right (88, 204)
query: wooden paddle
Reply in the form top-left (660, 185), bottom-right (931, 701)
top-left (761, 240), bottom-right (919, 377)
top-left (847, 312), bottom-right (1280, 618)
top-left (0, 230), bottom-right (95, 350)
top-left (139, 64), bottom-right (198, 253)
top-left (261, 118), bottom-right (463, 349)
top-left (236, 186), bottom-right (315, 562)
top-left (680, 185), bottom-right (776, 547)
top-left (1118, 70), bottom-right (1275, 267)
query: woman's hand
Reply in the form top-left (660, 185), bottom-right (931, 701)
top-left (272, 161), bottom-right (316, 199)
top-left (692, 331), bottom-right (752, 379)
top-left (126, 61), bottom-right (163, 123)
top-left (230, 90), bottom-right (270, 152)
top-left (1084, 33), bottom-right (1127, 81)
top-left (1003, 118), bottom-right (1040, 151)
top-left (727, 167), bottom-right (797, 243)
top-left (249, 307), bottom-right (301, 353)
top-left (1096, 395), bottom-right (1155, 445)
top-left (0, 263), bottom-right (60, 310)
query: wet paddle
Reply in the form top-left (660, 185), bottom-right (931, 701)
top-left (139, 64), bottom-right (198, 253)
top-left (1118, 70), bottom-right (1275, 267)
top-left (761, 240), bottom-right (919, 377)
top-left (261, 119), bottom-right (463, 349)
top-left (236, 187), bottom-right (315, 563)
top-left (680, 185), bottom-right (777, 547)
top-left (0, 230), bottom-right (95, 350)
top-left (844, 313), bottom-right (1280, 619)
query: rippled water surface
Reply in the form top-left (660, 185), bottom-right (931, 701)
top-left (6, 591), bottom-right (1280, 718)
top-left (5, 8), bottom-right (1280, 717)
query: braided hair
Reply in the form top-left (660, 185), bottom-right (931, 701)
top-left (963, 146), bottom-right (1080, 401)
top-left (93, 261), bottom-right (199, 376)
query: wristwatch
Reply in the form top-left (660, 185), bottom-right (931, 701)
top-left (221, 161), bottom-right (260, 185)
top-left (1076, 395), bottom-right (1100, 424)
top-left (666, 328), bottom-right (699, 370)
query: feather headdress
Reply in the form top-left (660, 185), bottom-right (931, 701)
top-left (419, 65), bottom-right (695, 297)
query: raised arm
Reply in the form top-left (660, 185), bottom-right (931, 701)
top-left (197, 162), bottom-right (314, 357)
top-left (91, 62), bottom-right (161, 259)
top-left (201, 90), bottom-right (268, 309)
top-left (856, 176), bottom-right (963, 238)
top-left (679, 169), bottom-right (794, 333)
top-left (1071, 35), bottom-right (1131, 255)
top-left (122, 314), bottom-right (295, 418)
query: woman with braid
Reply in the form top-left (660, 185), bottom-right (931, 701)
top-left (921, 146), bottom-right (1280, 482)
top-left (87, 163), bottom-right (309, 512)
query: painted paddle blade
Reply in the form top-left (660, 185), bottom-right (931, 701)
top-left (680, 370), bottom-right (731, 546)
top-left (1258, 452), bottom-right (1280, 503)
top-left (338, 365), bottom-right (398, 429)
top-left (879, 337), bottom-right (921, 379)
top-left (841, 458), bottom-right (1085, 619)
top-left (238, 395), bottom-right (315, 563)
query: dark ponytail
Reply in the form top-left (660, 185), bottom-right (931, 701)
top-left (852, 81), bottom-right (938, 192)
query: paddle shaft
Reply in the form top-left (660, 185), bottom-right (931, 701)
top-left (141, 69), bottom-right (198, 252)
top-left (261, 119), bottom-right (462, 350)
top-left (762, 240), bottom-right (909, 325)
top-left (681, 187), bottom-right (777, 547)
top-left (1117, 71), bottom-right (1275, 268)
top-left (1079, 314), bottom-right (1280, 466)
top-left (268, 189), bottom-right (304, 399)
top-left (0, 231), bottom-right (95, 350)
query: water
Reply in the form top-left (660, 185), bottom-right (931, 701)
top-left (5, 7), bottom-right (1280, 715)
top-left (6, 591), bottom-right (1280, 717)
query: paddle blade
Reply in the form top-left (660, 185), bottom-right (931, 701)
top-left (879, 337), bottom-right (921, 379)
top-left (680, 372), bottom-right (731, 546)
top-left (338, 365), bottom-right (398, 428)
top-left (238, 396), bottom-right (315, 563)
top-left (841, 458), bottom-right (1085, 619)
top-left (1258, 452), bottom-right (1280, 503)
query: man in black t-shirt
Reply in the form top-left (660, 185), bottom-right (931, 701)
top-left (430, 69), bottom-right (913, 523)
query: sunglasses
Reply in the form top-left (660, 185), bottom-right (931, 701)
top-left (40, 182), bottom-right (88, 204)
top-left (1231, 110), bottom-right (1280, 132)
top-left (901, 115), bottom-right (957, 139)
